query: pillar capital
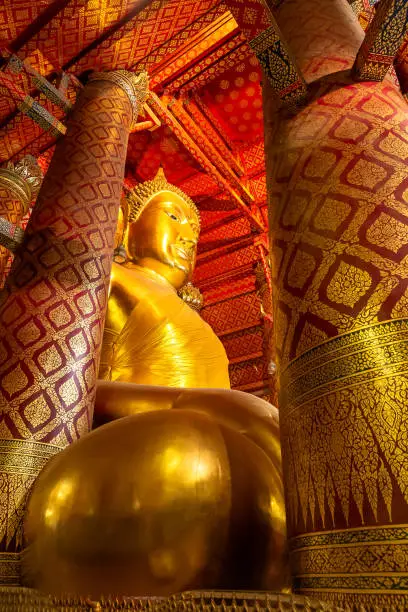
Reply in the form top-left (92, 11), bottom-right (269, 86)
top-left (88, 70), bottom-right (149, 129)
top-left (0, 155), bottom-right (43, 214)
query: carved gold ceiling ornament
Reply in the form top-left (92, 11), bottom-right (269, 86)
top-left (88, 70), bottom-right (149, 129)
top-left (126, 167), bottom-right (201, 230)
top-left (0, 155), bottom-right (43, 213)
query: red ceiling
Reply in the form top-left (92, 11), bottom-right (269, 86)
top-left (1, 0), bottom-right (268, 233)
top-left (126, 125), bottom-right (201, 184)
top-left (202, 54), bottom-right (264, 144)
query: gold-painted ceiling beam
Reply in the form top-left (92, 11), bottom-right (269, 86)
top-left (0, 72), bottom-right (66, 139)
top-left (184, 96), bottom-right (245, 177)
top-left (147, 92), bottom-right (265, 232)
top-left (5, 54), bottom-right (73, 112)
top-left (168, 96), bottom-right (251, 203)
top-left (147, 11), bottom-right (239, 91)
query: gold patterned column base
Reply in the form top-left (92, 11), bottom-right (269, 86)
top-left (0, 554), bottom-right (21, 586)
top-left (280, 319), bottom-right (408, 610)
top-left (0, 588), bottom-right (343, 611)
top-left (0, 439), bottom-right (62, 583)
top-left (291, 525), bottom-right (408, 610)
top-left (280, 318), bottom-right (408, 532)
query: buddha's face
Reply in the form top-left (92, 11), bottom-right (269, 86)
top-left (126, 190), bottom-right (199, 290)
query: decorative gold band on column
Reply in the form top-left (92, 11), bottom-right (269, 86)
top-left (290, 525), bottom-right (408, 608)
top-left (281, 318), bottom-right (408, 411)
top-left (0, 439), bottom-right (62, 584)
top-left (0, 439), bottom-right (62, 476)
top-left (88, 70), bottom-right (149, 129)
top-left (0, 553), bottom-right (21, 586)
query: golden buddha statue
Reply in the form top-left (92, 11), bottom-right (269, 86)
top-left (98, 169), bottom-right (229, 392)
top-left (23, 171), bottom-right (288, 599)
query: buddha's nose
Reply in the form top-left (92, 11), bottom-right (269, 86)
top-left (180, 224), bottom-right (198, 245)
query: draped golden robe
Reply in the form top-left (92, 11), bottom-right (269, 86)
top-left (99, 263), bottom-right (230, 389)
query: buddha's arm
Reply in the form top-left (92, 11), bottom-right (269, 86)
top-left (95, 380), bottom-right (281, 469)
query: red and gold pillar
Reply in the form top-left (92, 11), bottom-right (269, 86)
top-left (0, 70), bottom-right (148, 584)
top-left (264, 0), bottom-right (408, 608)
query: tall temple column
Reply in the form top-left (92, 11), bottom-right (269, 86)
top-left (0, 156), bottom-right (42, 284)
top-left (0, 70), bottom-right (148, 584)
top-left (263, 0), bottom-right (408, 608)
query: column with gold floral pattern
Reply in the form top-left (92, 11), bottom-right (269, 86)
top-left (263, 0), bottom-right (408, 608)
top-left (0, 71), bottom-right (148, 584)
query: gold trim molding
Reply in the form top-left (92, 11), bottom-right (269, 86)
top-left (0, 588), bottom-right (343, 610)
top-left (291, 524), bottom-right (408, 580)
top-left (0, 553), bottom-right (20, 586)
top-left (290, 525), bottom-right (408, 608)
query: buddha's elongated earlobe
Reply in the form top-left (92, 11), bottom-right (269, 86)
top-left (113, 243), bottom-right (127, 264)
top-left (178, 282), bottom-right (203, 311)
top-left (113, 197), bottom-right (129, 264)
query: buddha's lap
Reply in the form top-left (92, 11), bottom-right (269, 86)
top-left (23, 409), bottom-right (287, 596)
top-left (94, 381), bottom-right (281, 466)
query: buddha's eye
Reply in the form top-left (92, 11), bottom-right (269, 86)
top-left (166, 211), bottom-right (179, 222)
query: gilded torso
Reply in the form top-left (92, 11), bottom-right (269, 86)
top-left (99, 263), bottom-right (230, 389)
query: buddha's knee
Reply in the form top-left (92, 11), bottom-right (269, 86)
top-left (23, 409), bottom-right (288, 598)
top-left (173, 387), bottom-right (281, 469)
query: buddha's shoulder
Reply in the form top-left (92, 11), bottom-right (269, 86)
top-left (110, 262), bottom-right (141, 288)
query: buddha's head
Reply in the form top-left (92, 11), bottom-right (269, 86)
top-left (124, 169), bottom-right (200, 290)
